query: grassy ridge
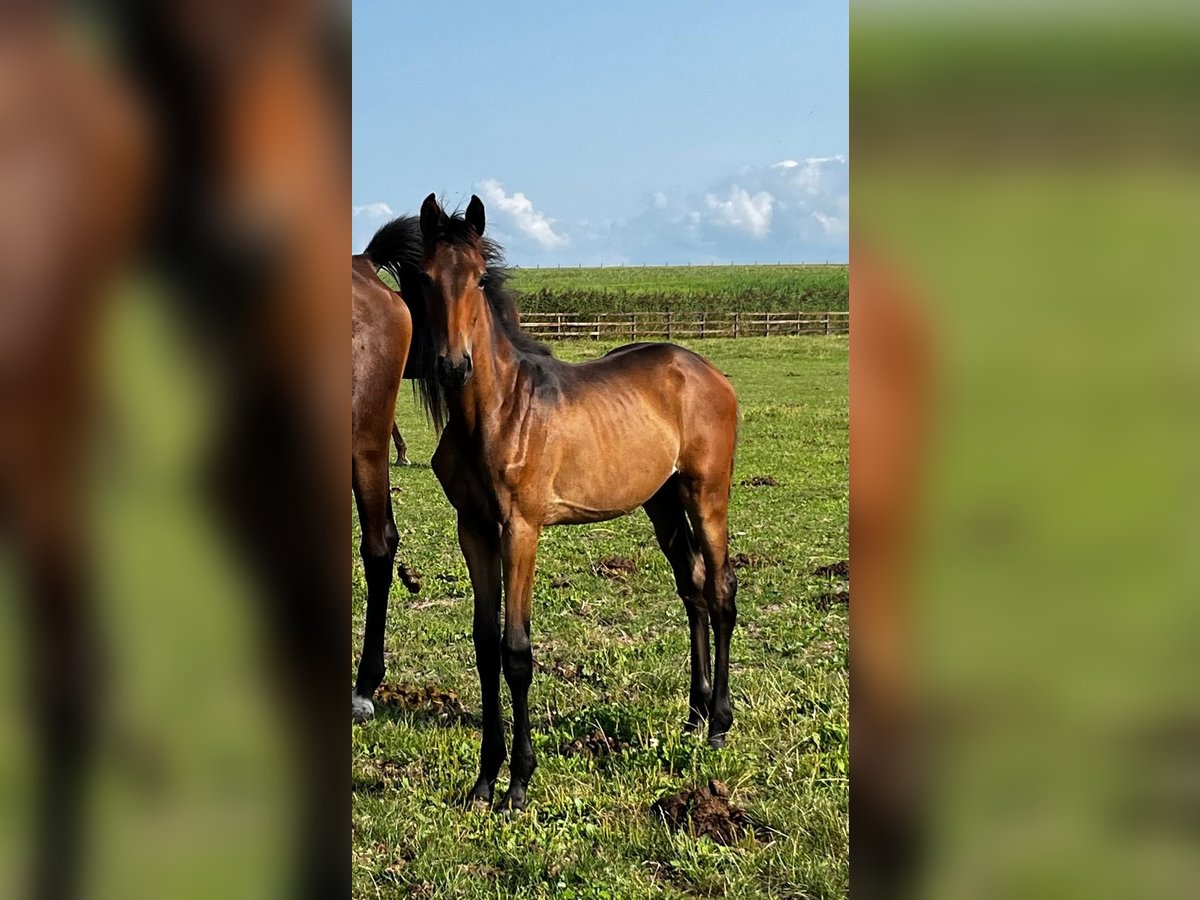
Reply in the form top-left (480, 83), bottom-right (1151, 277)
top-left (508, 265), bottom-right (848, 315)
top-left (352, 336), bottom-right (848, 898)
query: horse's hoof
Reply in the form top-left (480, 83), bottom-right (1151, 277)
top-left (351, 694), bottom-right (375, 723)
top-left (495, 788), bottom-right (526, 815)
top-left (466, 778), bottom-right (493, 810)
top-left (396, 458), bottom-right (411, 467)
top-left (708, 733), bottom-right (727, 750)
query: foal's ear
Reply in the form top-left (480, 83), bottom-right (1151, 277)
top-left (465, 194), bottom-right (486, 237)
top-left (420, 192), bottom-right (443, 239)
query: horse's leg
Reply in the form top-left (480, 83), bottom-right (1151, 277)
top-left (496, 518), bottom-right (540, 813)
top-left (351, 450), bottom-right (398, 721)
top-left (458, 516), bottom-right (504, 806)
top-left (391, 423), bottom-right (410, 467)
top-left (681, 480), bottom-right (738, 749)
top-left (21, 524), bottom-right (97, 900)
top-left (644, 477), bottom-right (712, 733)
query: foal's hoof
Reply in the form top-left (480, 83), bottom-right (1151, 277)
top-left (351, 694), bottom-right (375, 723)
top-left (394, 457), bottom-right (411, 467)
top-left (466, 778), bottom-right (493, 811)
top-left (495, 787), bottom-right (526, 816)
top-left (708, 733), bottom-right (727, 750)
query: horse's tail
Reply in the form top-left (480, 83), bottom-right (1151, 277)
top-left (363, 216), bottom-right (422, 284)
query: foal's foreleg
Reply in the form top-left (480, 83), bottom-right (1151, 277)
top-left (497, 519), bottom-right (540, 813)
top-left (458, 517), bottom-right (503, 806)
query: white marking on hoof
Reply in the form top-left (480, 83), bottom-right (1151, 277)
top-left (351, 693), bottom-right (375, 723)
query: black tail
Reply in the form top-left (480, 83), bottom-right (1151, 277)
top-left (363, 217), bottom-right (447, 432)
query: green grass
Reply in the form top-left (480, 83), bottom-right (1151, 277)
top-left (351, 336), bottom-right (848, 898)
top-left (507, 266), bottom-right (848, 315)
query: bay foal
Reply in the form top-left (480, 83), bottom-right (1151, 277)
top-left (350, 255), bottom-right (412, 721)
top-left (372, 195), bottom-right (739, 811)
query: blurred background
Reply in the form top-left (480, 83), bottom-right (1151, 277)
top-left (851, 1), bottom-right (1200, 897)
top-left (6, 0), bottom-right (1199, 897)
top-left (0, 2), bottom-right (348, 898)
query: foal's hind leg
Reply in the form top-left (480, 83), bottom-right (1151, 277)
top-left (391, 423), bottom-right (410, 467)
top-left (644, 477), bottom-right (712, 733)
top-left (351, 451), bottom-right (398, 721)
top-left (496, 518), bottom-right (540, 813)
top-left (680, 478), bottom-right (738, 749)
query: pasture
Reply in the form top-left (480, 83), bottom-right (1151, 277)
top-left (351, 336), bottom-right (848, 898)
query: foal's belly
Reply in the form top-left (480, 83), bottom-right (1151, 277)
top-left (542, 436), bottom-right (677, 526)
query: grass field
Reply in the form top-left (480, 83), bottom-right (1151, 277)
top-left (505, 265), bottom-right (847, 315)
top-left (351, 336), bottom-right (848, 898)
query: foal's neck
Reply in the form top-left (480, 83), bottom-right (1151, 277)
top-left (450, 307), bottom-right (522, 434)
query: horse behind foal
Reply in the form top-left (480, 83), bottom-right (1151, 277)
top-left (350, 255), bottom-right (412, 721)
top-left (403, 194), bottom-right (740, 812)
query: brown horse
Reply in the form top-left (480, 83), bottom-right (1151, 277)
top-left (371, 194), bottom-right (740, 812)
top-left (350, 253), bottom-right (413, 721)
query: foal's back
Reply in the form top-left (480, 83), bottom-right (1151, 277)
top-left (351, 256), bottom-right (410, 453)
top-left (528, 342), bottom-right (738, 525)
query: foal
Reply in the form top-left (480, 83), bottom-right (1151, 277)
top-left (411, 194), bottom-right (739, 811)
top-left (350, 255), bottom-right (412, 721)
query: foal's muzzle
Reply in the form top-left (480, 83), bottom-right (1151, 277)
top-left (436, 352), bottom-right (473, 388)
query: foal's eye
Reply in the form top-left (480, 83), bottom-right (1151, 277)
top-left (477, 274), bottom-right (489, 290)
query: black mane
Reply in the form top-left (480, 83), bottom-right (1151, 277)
top-left (363, 208), bottom-right (552, 432)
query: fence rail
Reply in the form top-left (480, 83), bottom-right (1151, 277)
top-left (518, 311), bottom-right (849, 340)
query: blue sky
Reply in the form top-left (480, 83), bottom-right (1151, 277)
top-left (353, 1), bottom-right (847, 265)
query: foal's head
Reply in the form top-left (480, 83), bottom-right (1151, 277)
top-left (418, 192), bottom-right (489, 389)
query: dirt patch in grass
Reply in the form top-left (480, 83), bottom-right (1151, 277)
top-left (740, 475), bottom-right (779, 487)
top-left (396, 562), bottom-right (422, 593)
top-left (551, 575), bottom-right (573, 589)
top-left (650, 779), bottom-right (769, 845)
top-left (815, 590), bottom-right (850, 610)
top-left (731, 552), bottom-right (777, 569)
top-left (559, 727), bottom-right (629, 758)
top-left (535, 658), bottom-right (602, 686)
top-left (592, 555), bottom-right (637, 579)
top-left (813, 559), bottom-right (849, 579)
top-left (374, 682), bottom-right (469, 722)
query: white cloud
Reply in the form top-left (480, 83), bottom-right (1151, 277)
top-left (812, 210), bottom-right (847, 236)
top-left (596, 154), bottom-right (847, 264)
top-left (353, 202), bottom-right (393, 218)
top-left (704, 187), bottom-right (775, 237)
top-left (476, 179), bottom-right (569, 250)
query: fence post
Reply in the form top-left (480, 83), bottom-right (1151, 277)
top-left (666, 311), bottom-right (673, 340)
top-left (557, 312), bottom-right (563, 338)
top-left (765, 312), bottom-right (771, 336)
top-left (700, 311), bottom-right (706, 339)
top-left (733, 311), bottom-right (740, 338)
top-left (824, 313), bottom-right (830, 335)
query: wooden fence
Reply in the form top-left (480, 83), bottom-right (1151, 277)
top-left (518, 311), bottom-right (848, 341)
